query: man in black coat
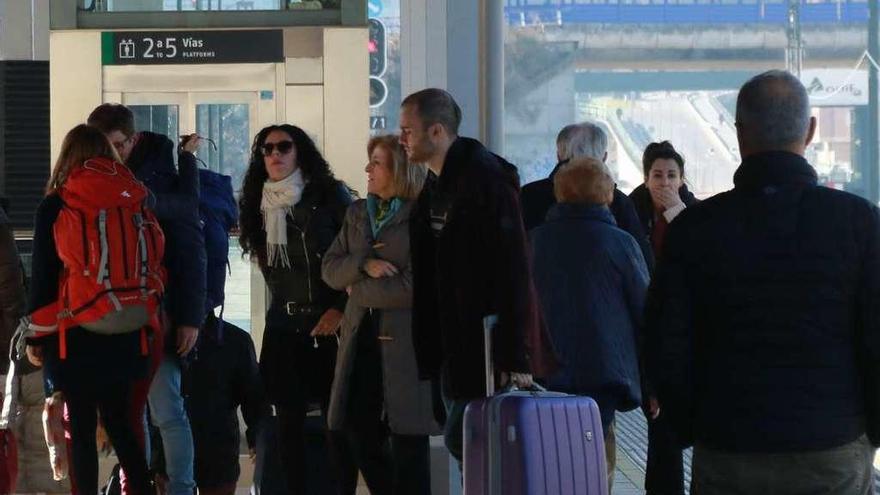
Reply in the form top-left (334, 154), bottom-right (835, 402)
top-left (400, 88), bottom-right (547, 463)
top-left (521, 121), bottom-right (654, 270)
top-left (647, 70), bottom-right (880, 494)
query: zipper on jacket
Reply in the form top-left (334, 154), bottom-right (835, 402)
top-left (292, 205), bottom-right (317, 304)
top-left (302, 231), bottom-right (313, 303)
top-left (291, 224), bottom-right (313, 304)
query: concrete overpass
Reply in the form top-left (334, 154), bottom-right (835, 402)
top-left (530, 24), bottom-right (867, 69)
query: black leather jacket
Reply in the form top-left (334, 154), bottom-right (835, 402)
top-left (260, 180), bottom-right (352, 314)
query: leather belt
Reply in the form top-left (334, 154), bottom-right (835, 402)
top-left (284, 302), bottom-right (320, 316)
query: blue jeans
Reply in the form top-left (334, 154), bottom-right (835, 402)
top-left (148, 353), bottom-right (195, 495)
top-left (443, 396), bottom-right (469, 463)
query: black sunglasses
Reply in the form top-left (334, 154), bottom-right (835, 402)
top-left (261, 140), bottom-right (294, 156)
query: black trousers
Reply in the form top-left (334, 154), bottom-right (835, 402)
top-left (66, 379), bottom-right (152, 495)
top-left (341, 312), bottom-right (432, 495)
top-left (273, 335), bottom-right (357, 495)
top-left (263, 308), bottom-right (358, 495)
top-left (276, 402), bottom-right (357, 495)
top-left (645, 412), bottom-right (685, 495)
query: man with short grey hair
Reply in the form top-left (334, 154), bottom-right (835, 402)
top-left (521, 121), bottom-right (653, 268)
top-left (647, 70), bottom-right (880, 494)
top-left (736, 71), bottom-right (812, 149)
top-left (556, 122), bottom-right (608, 162)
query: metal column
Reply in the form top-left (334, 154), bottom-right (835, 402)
top-left (785, 0), bottom-right (803, 77)
top-left (483, 0), bottom-right (505, 154)
top-left (868, 0), bottom-right (879, 204)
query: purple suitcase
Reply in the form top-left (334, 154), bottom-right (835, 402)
top-left (462, 316), bottom-right (608, 495)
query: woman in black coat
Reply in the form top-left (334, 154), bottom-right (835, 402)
top-left (629, 140), bottom-right (697, 495)
top-left (238, 124), bottom-right (356, 495)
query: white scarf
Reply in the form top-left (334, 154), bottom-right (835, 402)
top-left (261, 168), bottom-right (305, 268)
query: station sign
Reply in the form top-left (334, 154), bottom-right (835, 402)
top-left (101, 30), bottom-right (284, 66)
top-left (370, 116), bottom-right (387, 130)
top-left (801, 69), bottom-right (868, 107)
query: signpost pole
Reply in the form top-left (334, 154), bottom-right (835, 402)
top-left (785, 0), bottom-right (802, 77)
top-left (483, 0), bottom-right (504, 154)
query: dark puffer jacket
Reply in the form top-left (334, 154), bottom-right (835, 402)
top-left (184, 314), bottom-right (266, 488)
top-left (530, 203), bottom-right (648, 429)
top-left (647, 151), bottom-right (880, 452)
top-left (127, 132), bottom-right (207, 331)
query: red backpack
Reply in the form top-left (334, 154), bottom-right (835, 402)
top-left (52, 158), bottom-right (166, 356)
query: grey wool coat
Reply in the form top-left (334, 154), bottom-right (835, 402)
top-left (322, 198), bottom-right (440, 436)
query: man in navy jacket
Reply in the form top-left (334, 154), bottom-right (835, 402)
top-left (89, 104), bottom-right (207, 495)
top-left (647, 71), bottom-right (880, 494)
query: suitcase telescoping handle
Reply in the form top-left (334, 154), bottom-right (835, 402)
top-left (483, 314), bottom-right (546, 398)
top-left (482, 314), bottom-right (498, 398)
top-left (501, 382), bottom-right (548, 394)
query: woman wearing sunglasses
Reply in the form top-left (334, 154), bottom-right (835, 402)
top-left (239, 124), bottom-right (356, 494)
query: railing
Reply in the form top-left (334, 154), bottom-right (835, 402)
top-left (505, 0), bottom-right (869, 25)
top-left (79, 0), bottom-right (340, 11)
top-left (605, 112), bottom-right (647, 171)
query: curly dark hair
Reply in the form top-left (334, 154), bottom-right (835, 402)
top-left (238, 124), bottom-right (340, 266)
top-left (642, 140), bottom-right (685, 178)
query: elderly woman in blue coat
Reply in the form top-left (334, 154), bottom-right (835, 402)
top-left (529, 157), bottom-right (649, 494)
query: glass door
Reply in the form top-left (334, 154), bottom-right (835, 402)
top-left (118, 91), bottom-right (260, 335)
top-left (130, 105), bottom-right (180, 139)
top-left (121, 92), bottom-right (188, 161)
top-left (191, 92), bottom-right (259, 333)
